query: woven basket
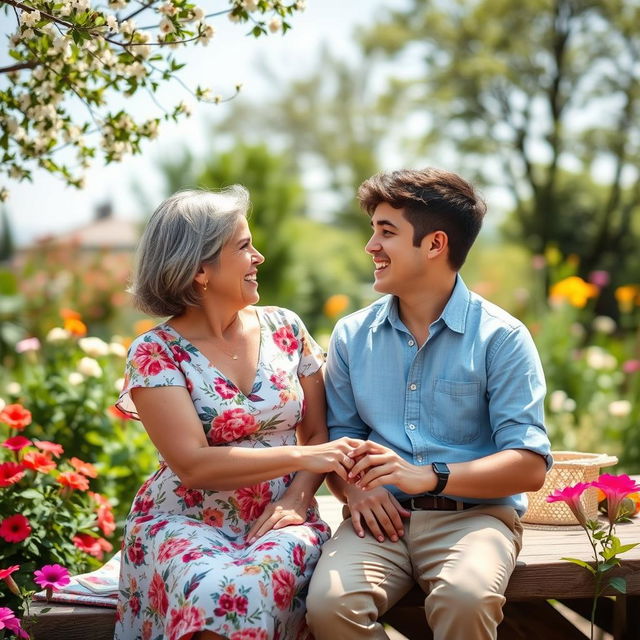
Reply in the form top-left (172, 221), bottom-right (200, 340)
top-left (522, 451), bottom-right (618, 526)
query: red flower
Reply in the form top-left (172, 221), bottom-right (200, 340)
top-left (214, 593), bottom-right (237, 616)
top-left (167, 604), bottom-right (206, 640)
top-left (547, 482), bottom-right (592, 527)
top-left (170, 344), bottom-right (191, 363)
top-left (591, 474), bottom-right (640, 524)
top-left (0, 514), bottom-right (32, 543)
top-left (34, 440), bottom-right (64, 457)
top-left (272, 568), bottom-right (296, 610)
top-left (0, 404), bottom-right (32, 430)
top-left (202, 508), bottom-right (224, 528)
top-left (72, 533), bottom-right (112, 560)
top-left (157, 537), bottom-right (191, 563)
top-left (133, 342), bottom-right (177, 377)
top-left (182, 551), bottom-right (204, 562)
top-left (229, 630), bottom-right (269, 640)
top-left (234, 595), bottom-right (249, 615)
top-left (235, 483), bottom-right (272, 522)
top-left (126, 537), bottom-right (146, 566)
top-left (109, 405), bottom-right (131, 421)
top-left (0, 566), bottom-right (19, 581)
top-left (130, 595), bottom-right (141, 617)
top-left (175, 485), bottom-right (204, 508)
top-left (148, 520), bottom-right (169, 537)
top-left (133, 495), bottom-right (155, 515)
top-left (141, 619), bottom-right (153, 640)
top-left (272, 327), bottom-right (299, 354)
top-left (33, 564), bottom-right (71, 590)
top-left (210, 408), bottom-right (259, 443)
top-left (148, 572), bottom-right (168, 616)
top-left (57, 471), bottom-right (90, 491)
top-left (69, 457), bottom-right (98, 478)
top-left (97, 504), bottom-right (116, 536)
top-left (22, 451), bottom-right (56, 473)
top-left (292, 544), bottom-right (306, 573)
top-left (0, 462), bottom-right (25, 487)
top-left (213, 377), bottom-right (239, 399)
top-left (269, 370), bottom-right (288, 390)
top-left (1, 436), bottom-right (31, 452)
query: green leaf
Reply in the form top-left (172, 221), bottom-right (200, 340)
top-left (608, 577), bottom-right (626, 594)
top-left (561, 557), bottom-right (596, 574)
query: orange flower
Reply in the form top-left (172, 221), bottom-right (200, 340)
top-left (72, 533), bottom-right (113, 560)
top-left (323, 294), bottom-right (350, 319)
top-left (34, 440), bottom-right (64, 457)
top-left (549, 276), bottom-right (599, 308)
top-left (69, 457), bottom-right (98, 478)
top-left (96, 504), bottom-right (116, 536)
top-left (134, 319), bottom-right (156, 335)
top-left (60, 308), bottom-right (82, 320)
top-left (0, 404), bottom-right (32, 430)
top-left (614, 285), bottom-right (640, 313)
top-left (57, 471), bottom-right (90, 491)
top-left (22, 451), bottom-right (57, 473)
top-left (109, 405), bottom-right (130, 421)
top-left (64, 317), bottom-right (88, 337)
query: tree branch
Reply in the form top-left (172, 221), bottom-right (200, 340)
top-left (0, 60), bottom-right (38, 74)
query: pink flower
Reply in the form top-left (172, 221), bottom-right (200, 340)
top-left (272, 327), bottom-right (299, 354)
top-left (73, 533), bottom-right (113, 560)
top-left (157, 537), bottom-right (191, 563)
top-left (133, 495), bottom-right (155, 514)
top-left (133, 341), bottom-right (177, 377)
top-left (170, 344), bottom-right (191, 363)
top-left (126, 537), bottom-right (146, 566)
top-left (269, 370), bottom-right (288, 390)
top-left (15, 337), bottom-right (41, 353)
top-left (0, 607), bottom-right (29, 638)
top-left (148, 572), bottom-right (169, 616)
top-left (0, 514), bottom-right (32, 543)
top-left (230, 629), bottom-right (269, 640)
top-left (591, 474), bottom-right (640, 524)
top-left (292, 544), bottom-right (306, 573)
top-left (235, 483), bottom-right (272, 522)
top-left (34, 440), bottom-right (64, 457)
top-left (588, 270), bottom-right (610, 288)
top-left (1, 436), bottom-right (31, 452)
top-left (272, 568), bottom-right (296, 610)
top-left (0, 404), bottom-right (32, 430)
top-left (182, 551), bottom-right (204, 562)
top-left (34, 564), bottom-right (71, 590)
top-left (167, 604), bottom-right (206, 640)
top-left (623, 359), bottom-right (640, 374)
top-left (0, 462), bottom-right (25, 487)
top-left (0, 566), bottom-right (20, 581)
top-left (148, 519), bottom-right (170, 537)
top-left (214, 377), bottom-right (239, 399)
top-left (130, 595), bottom-right (142, 617)
top-left (210, 408), bottom-right (259, 443)
top-left (547, 482), bottom-right (592, 527)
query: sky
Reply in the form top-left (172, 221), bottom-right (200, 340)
top-left (5, 0), bottom-right (408, 245)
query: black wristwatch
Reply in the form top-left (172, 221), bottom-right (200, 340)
top-left (430, 461), bottom-right (450, 495)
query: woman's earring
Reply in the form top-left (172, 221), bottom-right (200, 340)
top-left (203, 280), bottom-right (208, 292)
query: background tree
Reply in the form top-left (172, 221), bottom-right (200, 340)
top-left (362, 0), bottom-right (640, 297)
top-left (0, 0), bottom-right (305, 199)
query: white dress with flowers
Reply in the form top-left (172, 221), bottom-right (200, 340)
top-left (114, 307), bottom-right (330, 640)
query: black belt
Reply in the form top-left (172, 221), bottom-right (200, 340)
top-left (399, 495), bottom-right (476, 511)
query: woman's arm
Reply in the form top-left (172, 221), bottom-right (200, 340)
top-left (132, 382), bottom-right (357, 491)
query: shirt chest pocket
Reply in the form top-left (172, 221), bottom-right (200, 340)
top-left (429, 378), bottom-right (481, 444)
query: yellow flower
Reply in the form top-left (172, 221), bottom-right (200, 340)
top-left (63, 317), bottom-right (88, 337)
top-left (323, 294), bottom-right (350, 319)
top-left (549, 276), bottom-right (599, 308)
top-left (614, 285), bottom-right (640, 313)
top-left (544, 245), bottom-right (562, 266)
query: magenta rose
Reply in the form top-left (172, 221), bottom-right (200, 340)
top-left (133, 342), bottom-right (177, 377)
top-left (210, 408), bottom-right (259, 443)
top-left (272, 327), bottom-right (299, 354)
top-left (272, 568), bottom-right (296, 610)
top-left (234, 483), bottom-right (273, 522)
top-left (167, 604), bottom-right (206, 640)
top-left (148, 571), bottom-right (169, 616)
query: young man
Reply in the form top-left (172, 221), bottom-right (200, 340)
top-left (306, 168), bottom-right (552, 640)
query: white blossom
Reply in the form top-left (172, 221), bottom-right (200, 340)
top-left (79, 336), bottom-right (110, 357)
top-left (20, 9), bottom-right (41, 27)
top-left (608, 400), bottom-right (632, 417)
top-left (6, 382), bottom-right (22, 395)
top-left (592, 315), bottom-right (616, 334)
top-left (200, 23), bottom-right (215, 44)
top-left (77, 356), bottom-right (103, 378)
top-left (46, 327), bottom-right (71, 342)
top-left (159, 2), bottom-right (178, 16)
top-left (68, 372), bottom-right (85, 386)
top-left (105, 14), bottom-right (119, 32)
top-left (114, 377), bottom-right (125, 392)
top-left (192, 6), bottom-right (204, 20)
top-left (242, 0), bottom-right (259, 10)
top-left (268, 17), bottom-right (282, 33)
top-left (0, 398), bottom-right (5, 412)
top-left (585, 346), bottom-right (617, 370)
top-left (109, 342), bottom-right (127, 358)
top-left (549, 390), bottom-right (568, 413)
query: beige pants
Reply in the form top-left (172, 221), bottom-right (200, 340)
top-left (306, 505), bottom-right (523, 640)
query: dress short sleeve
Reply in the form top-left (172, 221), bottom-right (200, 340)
top-left (116, 330), bottom-right (187, 420)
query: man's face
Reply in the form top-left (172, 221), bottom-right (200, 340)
top-left (365, 202), bottom-right (428, 296)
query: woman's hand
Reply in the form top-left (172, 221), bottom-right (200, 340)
top-left (245, 497), bottom-right (308, 544)
top-left (300, 437), bottom-right (363, 480)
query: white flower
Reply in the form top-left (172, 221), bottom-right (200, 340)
top-left (549, 390), bottom-right (568, 413)
top-left (191, 6), bottom-right (204, 20)
top-left (592, 315), bottom-right (616, 335)
top-left (295, 0), bottom-right (306, 9)
top-left (105, 14), bottom-right (119, 32)
top-left (15, 337), bottom-right (41, 353)
top-left (77, 356), bottom-right (103, 378)
top-left (109, 342), bottom-right (127, 358)
top-left (79, 336), bottom-right (110, 357)
top-left (0, 397), bottom-right (5, 412)
top-left (6, 382), bottom-right (22, 395)
top-left (585, 346), bottom-right (617, 370)
top-left (608, 400), bottom-right (632, 417)
top-left (114, 377), bottom-right (125, 392)
top-left (199, 23), bottom-right (215, 44)
top-left (177, 101), bottom-right (192, 116)
top-left (242, 0), bottom-right (258, 10)
top-left (159, 17), bottom-right (175, 33)
top-left (562, 398), bottom-right (576, 412)
top-left (20, 9), bottom-right (40, 27)
top-left (46, 327), bottom-right (71, 342)
top-left (159, 2), bottom-right (178, 16)
top-left (268, 16), bottom-right (281, 33)
top-left (68, 372), bottom-right (85, 386)
top-left (21, 28), bottom-right (35, 40)
top-left (120, 19), bottom-right (136, 35)
top-left (0, 189), bottom-right (9, 203)
top-left (126, 62), bottom-right (146, 78)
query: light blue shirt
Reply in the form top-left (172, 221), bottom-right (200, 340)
top-left (326, 275), bottom-right (552, 516)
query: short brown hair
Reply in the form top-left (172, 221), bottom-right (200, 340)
top-left (357, 168), bottom-right (486, 270)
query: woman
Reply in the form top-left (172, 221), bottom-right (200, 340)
top-left (114, 186), bottom-right (357, 640)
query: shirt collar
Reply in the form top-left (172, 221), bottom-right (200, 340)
top-left (369, 274), bottom-right (470, 334)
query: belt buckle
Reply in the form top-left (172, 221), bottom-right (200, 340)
top-left (409, 497), bottom-right (423, 511)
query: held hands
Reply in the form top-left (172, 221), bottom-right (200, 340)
top-left (301, 437), bottom-right (364, 481)
top-left (347, 440), bottom-right (436, 495)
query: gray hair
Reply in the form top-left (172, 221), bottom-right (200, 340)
top-left (129, 186), bottom-right (250, 317)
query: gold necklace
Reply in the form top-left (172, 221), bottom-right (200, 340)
top-left (211, 317), bottom-right (245, 360)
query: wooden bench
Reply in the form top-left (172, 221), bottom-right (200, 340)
top-left (29, 493), bottom-right (640, 640)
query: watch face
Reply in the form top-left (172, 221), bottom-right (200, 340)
top-left (432, 462), bottom-right (450, 475)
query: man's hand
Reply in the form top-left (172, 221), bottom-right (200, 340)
top-left (344, 484), bottom-right (410, 543)
top-left (348, 441), bottom-right (436, 495)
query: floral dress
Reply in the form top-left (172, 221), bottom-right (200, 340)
top-left (114, 306), bottom-right (331, 640)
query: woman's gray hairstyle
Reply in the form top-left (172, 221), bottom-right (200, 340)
top-left (129, 186), bottom-right (250, 317)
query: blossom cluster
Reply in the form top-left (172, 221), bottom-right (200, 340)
top-left (0, 0), bottom-right (306, 199)
top-left (0, 401), bottom-right (116, 614)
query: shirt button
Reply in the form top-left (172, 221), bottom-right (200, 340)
top-left (409, 383), bottom-right (417, 391)
top-left (417, 455), bottom-right (423, 463)
top-left (408, 424), bottom-right (416, 430)
top-left (408, 339), bottom-right (415, 346)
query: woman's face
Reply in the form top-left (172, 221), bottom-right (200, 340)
top-left (204, 216), bottom-right (265, 307)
